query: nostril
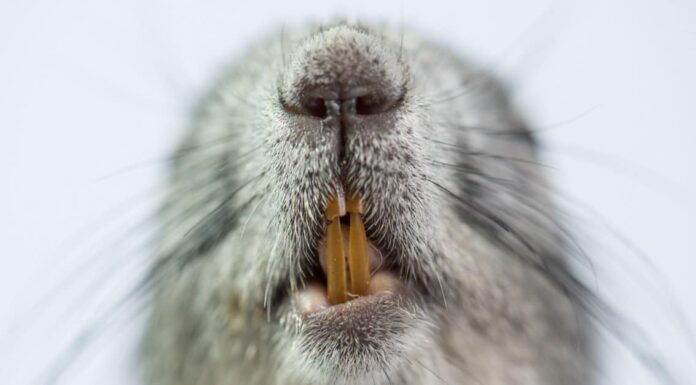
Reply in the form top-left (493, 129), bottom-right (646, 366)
top-left (302, 97), bottom-right (328, 118)
top-left (354, 94), bottom-right (391, 115)
top-left (294, 89), bottom-right (401, 118)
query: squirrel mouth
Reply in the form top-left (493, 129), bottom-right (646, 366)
top-left (293, 184), bottom-right (403, 315)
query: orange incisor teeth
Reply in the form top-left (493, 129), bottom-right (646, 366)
top-left (324, 192), bottom-right (370, 305)
top-left (347, 195), bottom-right (370, 297)
top-left (325, 194), bottom-right (347, 305)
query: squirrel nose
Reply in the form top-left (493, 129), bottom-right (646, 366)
top-left (280, 26), bottom-right (406, 120)
top-left (299, 86), bottom-right (400, 119)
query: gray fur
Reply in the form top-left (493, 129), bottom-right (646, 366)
top-left (143, 23), bottom-right (592, 385)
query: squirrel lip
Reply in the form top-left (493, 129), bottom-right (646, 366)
top-left (294, 271), bottom-right (402, 316)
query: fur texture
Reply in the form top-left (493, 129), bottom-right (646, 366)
top-left (143, 23), bottom-right (592, 385)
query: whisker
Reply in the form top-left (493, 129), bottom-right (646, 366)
top-left (95, 130), bottom-right (261, 181)
top-left (424, 137), bottom-right (552, 168)
top-left (428, 179), bottom-right (678, 385)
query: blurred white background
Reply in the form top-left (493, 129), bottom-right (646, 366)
top-left (0, 0), bottom-right (695, 384)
